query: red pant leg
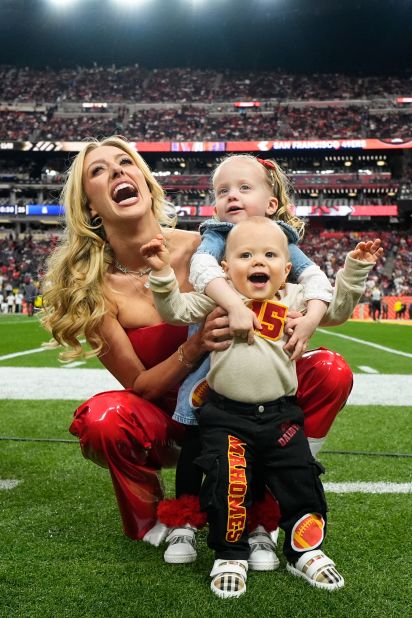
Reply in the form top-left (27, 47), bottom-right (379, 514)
top-left (296, 347), bottom-right (353, 441)
top-left (70, 390), bottom-right (185, 540)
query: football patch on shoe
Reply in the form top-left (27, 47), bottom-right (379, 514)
top-left (190, 379), bottom-right (209, 408)
top-left (291, 513), bottom-right (325, 552)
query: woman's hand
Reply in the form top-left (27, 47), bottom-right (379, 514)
top-left (182, 307), bottom-right (231, 365)
top-left (200, 306), bottom-right (232, 352)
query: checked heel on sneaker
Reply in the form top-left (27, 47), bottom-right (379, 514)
top-left (164, 525), bottom-right (197, 564)
top-left (286, 550), bottom-right (344, 591)
top-left (248, 525), bottom-right (280, 571)
top-left (210, 559), bottom-right (248, 599)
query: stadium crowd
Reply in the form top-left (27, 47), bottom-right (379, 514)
top-left (2, 65), bottom-right (412, 103)
top-left (0, 233), bottom-right (56, 314)
top-left (125, 105), bottom-right (412, 141)
top-left (0, 65), bottom-right (411, 314)
top-left (1, 65), bottom-right (412, 141)
top-left (1, 105), bottom-right (412, 142)
top-left (0, 227), bottom-right (410, 315)
top-left (299, 229), bottom-right (411, 298)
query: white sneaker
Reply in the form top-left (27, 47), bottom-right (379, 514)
top-left (142, 520), bottom-right (169, 547)
top-left (248, 525), bottom-right (280, 571)
top-left (164, 525), bottom-right (197, 564)
top-left (210, 559), bottom-right (248, 598)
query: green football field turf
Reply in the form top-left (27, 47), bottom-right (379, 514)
top-left (0, 315), bottom-right (411, 617)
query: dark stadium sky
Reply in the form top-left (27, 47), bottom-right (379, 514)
top-left (1, 0), bottom-right (411, 75)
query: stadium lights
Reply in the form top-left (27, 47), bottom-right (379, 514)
top-left (48, 0), bottom-right (81, 6)
top-left (110, 0), bottom-right (152, 6)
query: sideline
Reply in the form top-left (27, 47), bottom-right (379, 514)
top-left (0, 367), bottom-right (411, 404)
top-left (1, 478), bottom-right (410, 494)
top-left (324, 482), bottom-right (412, 494)
top-left (0, 367), bottom-right (122, 399)
top-left (317, 328), bottom-right (412, 359)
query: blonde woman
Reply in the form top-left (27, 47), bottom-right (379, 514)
top-left (42, 136), bottom-right (214, 544)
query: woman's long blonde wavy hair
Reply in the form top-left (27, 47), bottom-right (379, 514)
top-left (41, 136), bottom-right (175, 361)
top-left (211, 154), bottom-right (305, 239)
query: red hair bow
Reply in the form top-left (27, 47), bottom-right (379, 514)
top-left (257, 157), bottom-right (276, 170)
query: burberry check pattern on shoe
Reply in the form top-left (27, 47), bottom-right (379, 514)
top-left (248, 525), bottom-right (280, 571)
top-left (286, 550), bottom-right (344, 590)
top-left (210, 559), bottom-right (248, 599)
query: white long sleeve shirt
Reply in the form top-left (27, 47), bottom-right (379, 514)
top-left (149, 255), bottom-right (374, 403)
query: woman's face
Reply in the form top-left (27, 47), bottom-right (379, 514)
top-left (82, 145), bottom-right (153, 224)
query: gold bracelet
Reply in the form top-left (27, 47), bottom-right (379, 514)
top-left (177, 344), bottom-right (195, 369)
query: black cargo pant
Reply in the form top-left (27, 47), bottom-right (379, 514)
top-left (195, 390), bottom-right (328, 563)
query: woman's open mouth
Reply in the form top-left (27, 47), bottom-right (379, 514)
top-left (112, 182), bottom-right (139, 206)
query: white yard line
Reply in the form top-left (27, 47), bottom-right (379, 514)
top-left (0, 479), bottom-right (21, 490)
top-left (317, 328), bottom-right (412, 359)
top-left (64, 361), bottom-right (86, 368)
top-left (347, 374), bottom-right (411, 405)
top-left (0, 367), bottom-right (411, 404)
top-left (357, 366), bottom-right (379, 374)
top-left (324, 482), bottom-right (412, 494)
top-left (1, 479), bottom-right (410, 493)
top-left (0, 346), bottom-right (49, 361)
top-left (0, 338), bottom-right (85, 362)
top-left (0, 367), bottom-right (122, 399)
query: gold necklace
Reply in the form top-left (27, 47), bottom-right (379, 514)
top-left (114, 260), bottom-right (151, 288)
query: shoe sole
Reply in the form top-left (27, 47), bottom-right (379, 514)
top-left (164, 554), bottom-right (197, 564)
top-left (248, 558), bottom-right (280, 571)
top-left (286, 562), bottom-right (345, 591)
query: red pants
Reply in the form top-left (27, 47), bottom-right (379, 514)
top-left (70, 348), bottom-right (352, 540)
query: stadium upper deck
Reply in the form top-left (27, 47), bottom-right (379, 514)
top-left (0, 65), bottom-right (411, 230)
top-left (1, 65), bottom-right (412, 103)
top-left (1, 65), bottom-right (412, 142)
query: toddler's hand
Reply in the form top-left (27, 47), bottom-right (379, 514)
top-left (350, 238), bottom-right (384, 264)
top-left (283, 314), bottom-right (316, 361)
top-left (140, 234), bottom-right (170, 272)
top-left (228, 304), bottom-right (261, 345)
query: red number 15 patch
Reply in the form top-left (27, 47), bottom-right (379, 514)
top-left (250, 300), bottom-right (288, 342)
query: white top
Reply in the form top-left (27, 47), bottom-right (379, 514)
top-left (149, 254), bottom-right (374, 403)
